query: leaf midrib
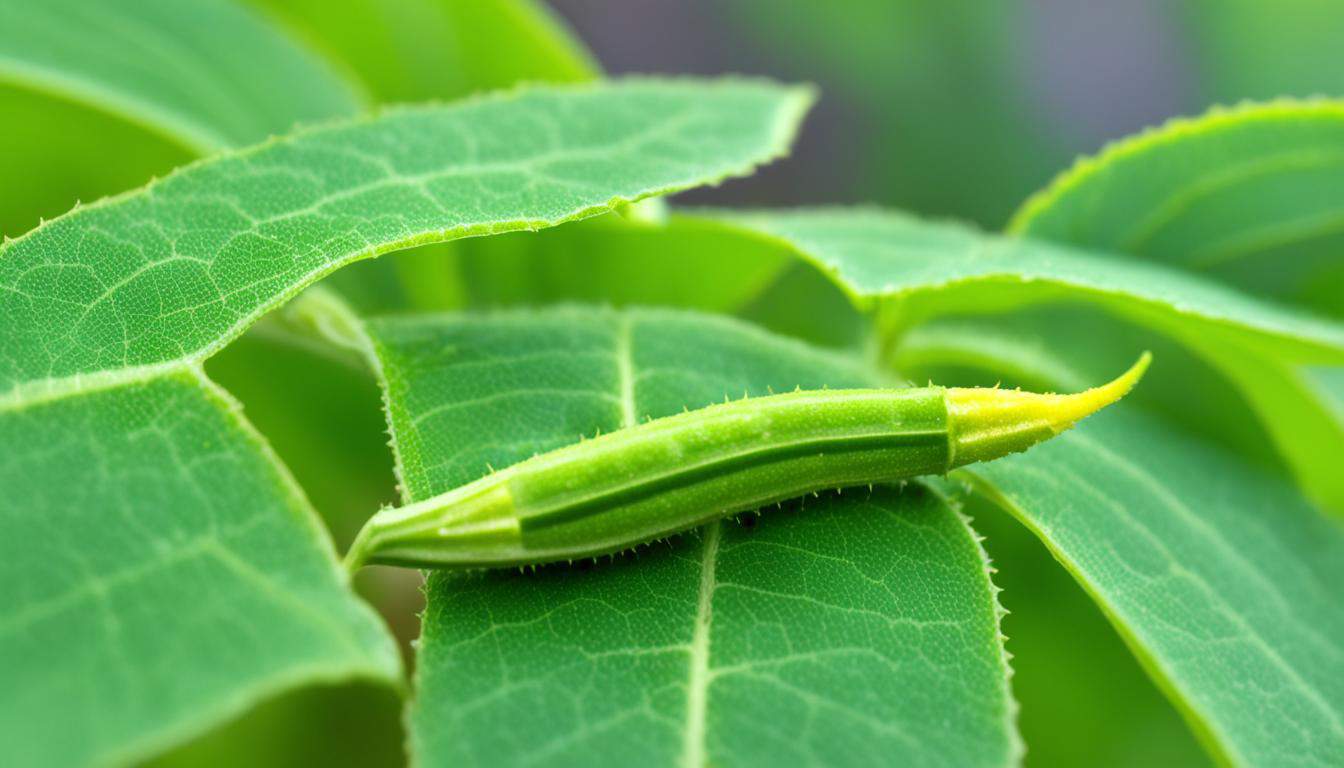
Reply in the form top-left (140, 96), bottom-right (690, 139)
top-left (681, 521), bottom-right (720, 768)
top-left (612, 311), bottom-right (719, 768)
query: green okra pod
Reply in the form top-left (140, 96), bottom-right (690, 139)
top-left (347, 354), bottom-right (1150, 570)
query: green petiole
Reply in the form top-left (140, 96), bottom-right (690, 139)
top-left (347, 354), bottom-right (1151, 571)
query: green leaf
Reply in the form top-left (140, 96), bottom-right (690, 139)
top-left (889, 318), bottom-right (1343, 764)
top-left (965, 492), bottom-right (1210, 766)
top-left (0, 79), bottom-right (808, 766)
top-left (1008, 101), bottom-right (1344, 511)
top-left (707, 208), bottom-right (1344, 359)
top-left (0, 78), bottom-right (810, 395)
top-left (0, 0), bottom-right (361, 237)
top-left (0, 0), bottom-right (361, 155)
top-left (1311, 367), bottom-right (1344, 420)
top-left (701, 207), bottom-right (1344, 510)
top-left (330, 214), bottom-right (790, 317)
top-left (356, 306), bottom-right (1019, 767)
top-left (333, 212), bottom-right (867, 349)
top-left (1010, 101), bottom-right (1344, 317)
top-left (251, 0), bottom-right (596, 103)
top-left (967, 409), bottom-right (1344, 767)
top-left (248, 0), bottom-right (606, 314)
top-left (0, 371), bottom-right (401, 767)
top-left (0, 0), bottom-right (391, 549)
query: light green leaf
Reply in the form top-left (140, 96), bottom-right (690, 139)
top-left (356, 306), bottom-right (1018, 767)
top-left (251, 0), bottom-right (596, 104)
top-left (0, 79), bottom-right (807, 766)
top-left (883, 320), bottom-right (1342, 766)
top-left (968, 409), bottom-right (1344, 767)
top-left (701, 207), bottom-right (1344, 510)
top-left (1008, 101), bottom-right (1344, 511)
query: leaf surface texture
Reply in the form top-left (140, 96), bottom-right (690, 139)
top-left (359, 307), bottom-right (1020, 768)
top-left (0, 79), bottom-right (808, 766)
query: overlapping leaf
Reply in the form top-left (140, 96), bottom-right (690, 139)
top-left (1010, 101), bottom-right (1344, 316)
top-left (1, 79), bottom-right (810, 398)
top-left (887, 327), bottom-right (1344, 766)
top-left (1009, 101), bottom-right (1344, 511)
top-left (964, 491), bottom-right (1210, 766)
top-left (707, 208), bottom-right (1344, 359)
top-left (353, 306), bottom-right (1019, 767)
top-left (0, 78), bottom-right (809, 766)
top-left (859, 310), bottom-right (1344, 768)
top-left (697, 207), bottom-right (1344, 509)
top-left (983, 103), bottom-right (1344, 763)
top-left (671, 205), bottom-right (1344, 764)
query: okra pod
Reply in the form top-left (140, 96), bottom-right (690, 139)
top-left (347, 354), bottom-right (1150, 570)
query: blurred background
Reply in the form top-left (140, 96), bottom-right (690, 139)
top-left (551, 0), bottom-right (1344, 228)
top-left (9, 1), bottom-right (1336, 766)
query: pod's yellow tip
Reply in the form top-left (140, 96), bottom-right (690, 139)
top-left (947, 353), bottom-right (1151, 468)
